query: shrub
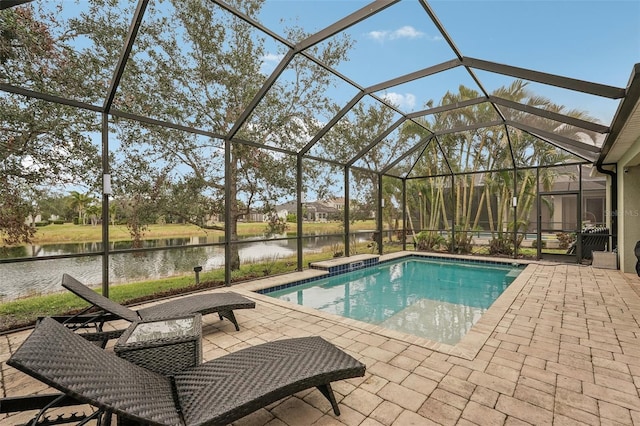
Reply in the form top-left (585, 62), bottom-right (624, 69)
top-left (264, 215), bottom-right (288, 236)
top-left (449, 229), bottom-right (473, 254)
top-left (34, 221), bottom-right (50, 227)
top-left (489, 238), bottom-right (513, 255)
top-left (531, 239), bottom-right (547, 249)
top-left (331, 243), bottom-right (344, 258)
top-left (415, 231), bottom-right (446, 251)
top-left (52, 219), bottom-right (65, 225)
top-left (556, 232), bottom-right (575, 249)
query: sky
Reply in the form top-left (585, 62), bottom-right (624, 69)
top-left (45, 0), bottom-right (640, 127)
top-left (13, 0), bottom-right (639, 198)
top-left (254, 0), bottom-right (640, 125)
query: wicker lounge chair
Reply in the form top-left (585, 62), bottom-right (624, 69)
top-left (61, 273), bottom-right (255, 331)
top-left (7, 318), bottom-right (366, 426)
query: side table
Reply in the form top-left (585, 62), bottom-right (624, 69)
top-left (114, 313), bottom-right (202, 376)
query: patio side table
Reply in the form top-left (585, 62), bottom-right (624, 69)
top-left (114, 313), bottom-right (202, 376)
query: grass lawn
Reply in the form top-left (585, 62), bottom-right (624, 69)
top-left (0, 239), bottom-right (385, 332)
top-left (28, 221), bottom-right (379, 244)
top-left (2, 221), bottom-right (554, 333)
top-left (31, 223), bottom-right (215, 244)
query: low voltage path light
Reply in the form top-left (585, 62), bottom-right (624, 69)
top-left (194, 266), bottom-right (203, 285)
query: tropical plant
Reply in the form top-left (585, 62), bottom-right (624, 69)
top-left (69, 191), bottom-right (94, 225)
top-left (402, 80), bottom-right (596, 252)
top-left (415, 230), bottom-right (446, 251)
top-left (489, 237), bottom-right (513, 255)
top-left (84, 204), bottom-right (100, 226)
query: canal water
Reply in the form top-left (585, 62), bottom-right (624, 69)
top-left (0, 234), bottom-right (369, 301)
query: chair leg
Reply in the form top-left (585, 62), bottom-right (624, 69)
top-left (101, 410), bottom-right (113, 426)
top-left (218, 310), bottom-right (240, 331)
top-left (316, 383), bottom-right (340, 416)
top-left (0, 393), bottom-right (82, 413)
top-left (0, 393), bottom-right (105, 425)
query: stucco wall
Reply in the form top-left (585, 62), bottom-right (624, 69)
top-left (619, 165), bottom-right (640, 273)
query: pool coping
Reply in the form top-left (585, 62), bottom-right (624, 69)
top-left (233, 251), bottom-right (535, 360)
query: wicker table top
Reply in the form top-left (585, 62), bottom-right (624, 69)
top-left (122, 315), bottom-right (200, 345)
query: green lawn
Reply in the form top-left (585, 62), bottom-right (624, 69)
top-left (1, 222), bottom-right (551, 333)
top-left (27, 221), bottom-right (379, 244)
top-left (0, 239), bottom-right (380, 332)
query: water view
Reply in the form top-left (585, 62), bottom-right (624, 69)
top-left (1, 234), bottom-right (369, 301)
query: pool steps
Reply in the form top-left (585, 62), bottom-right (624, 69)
top-left (309, 254), bottom-right (379, 275)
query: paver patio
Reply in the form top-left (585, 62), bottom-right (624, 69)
top-left (2, 256), bottom-right (640, 425)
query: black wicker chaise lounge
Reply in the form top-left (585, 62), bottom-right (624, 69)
top-left (61, 273), bottom-right (255, 331)
top-left (7, 318), bottom-right (366, 425)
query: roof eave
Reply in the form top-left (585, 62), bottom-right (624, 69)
top-left (598, 63), bottom-right (640, 166)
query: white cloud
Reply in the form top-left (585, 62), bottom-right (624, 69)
top-left (367, 25), bottom-right (437, 42)
top-left (368, 30), bottom-right (389, 41)
top-left (392, 25), bottom-right (423, 40)
top-left (262, 53), bottom-right (284, 62)
top-left (260, 52), bottom-right (285, 75)
top-left (382, 92), bottom-right (417, 110)
top-left (366, 25), bottom-right (438, 42)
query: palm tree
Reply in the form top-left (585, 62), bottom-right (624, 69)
top-left (109, 202), bottom-right (117, 226)
top-left (69, 191), bottom-right (93, 225)
top-left (85, 204), bottom-right (100, 226)
top-left (401, 80), bottom-right (597, 253)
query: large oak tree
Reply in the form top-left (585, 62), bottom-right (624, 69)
top-left (67, 0), bottom-right (352, 269)
top-left (1, 4), bottom-right (101, 247)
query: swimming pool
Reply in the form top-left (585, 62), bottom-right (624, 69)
top-left (264, 257), bottom-right (523, 345)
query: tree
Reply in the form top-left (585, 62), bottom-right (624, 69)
top-left (402, 81), bottom-right (597, 252)
top-left (69, 191), bottom-right (94, 225)
top-left (1, 4), bottom-right (101, 244)
top-left (325, 101), bottom-right (409, 234)
top-left (85, 203), bottom-right (100, 226)
top-left (381, 175), bottom-right (403, 241)
top-left (70, 0), bottom-right (352, 270)
top-left (108, 202), bottom-right (118, 226)
top-left (0, 178), bottom-right (34, 247)
top-left (38, 191), bottom-right (73, 222)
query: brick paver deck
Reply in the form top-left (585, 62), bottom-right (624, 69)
top-left (2, 257), bottom-right (640, 425)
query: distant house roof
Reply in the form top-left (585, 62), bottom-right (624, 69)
top-left (306, 201), bottom-right (338, 214)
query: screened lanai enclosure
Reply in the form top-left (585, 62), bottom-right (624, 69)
top-left (1, 0), bottom-right (637, 301)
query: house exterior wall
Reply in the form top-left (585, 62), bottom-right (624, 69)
top-left (24, 214), bottom-right (42, 224)
top-left (552, 196), bottom-right (563, 228)
top-left (617, 133), bottom-right (640, 273)
top-left (619, 165), bottom-right (640, 273)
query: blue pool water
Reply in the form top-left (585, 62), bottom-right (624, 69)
top-left (265, 257), bottom-right (522, 345)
